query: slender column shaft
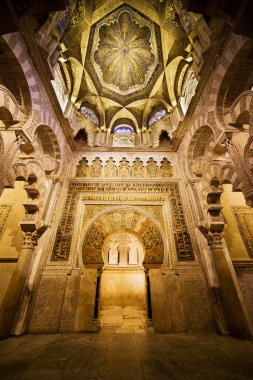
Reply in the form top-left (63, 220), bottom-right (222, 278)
top-left (208, 232), bottom-right (252, 339)
top-left (0, 232), bottom-right (37, 338)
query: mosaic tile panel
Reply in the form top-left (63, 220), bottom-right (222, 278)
top-left (82, 209), bottom-right (164, 265)
top-left (51, 182), bottom-right (194, 262)
top-left (232, 206), bottom-right (253, 258)
top-left (169, 183), bottom-right (194, 261)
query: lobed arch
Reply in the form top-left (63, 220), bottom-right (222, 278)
top-left (187, 125), bottom-right (215, 178)
top-left (33, 124), bottom-right (61, 175)
top-left (223, 92), bottom-right (253, 129)
top-left (208, 36), bottom-right (253, 128)
top-left (3, 160), bottom-right (47, 210)
top-left (201, 162), bottom-right (243, 217)
top-left (223, 98), bottom-right (253, 171)
top-left (158, 129), bottom-right (171, 146)
top-left (3, 33), bottom-right (42, 114)
top-left (0, 37), bottom-right (32, 116)
top-left (0, 86), bottom-right (26, 127)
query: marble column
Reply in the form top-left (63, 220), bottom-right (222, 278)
top-left (0, 231), bottom-right (37, 338)
top-left (12, 232), bottom-right (39, 336)
top-left (196, 228), bottom-right (228, 335)
top-left (94, 128), bottom-right (100, 146)
top-left (207, 231), bottom-right (253, 339)
top-left (188, 179), bottom-right (204, 221)
top-left (141, 129), bottom-right (148, 145)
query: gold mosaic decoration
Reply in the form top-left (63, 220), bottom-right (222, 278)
top-left (85, 5), bottom-right (163, 104)
top-left (66, 0), bottom-right (88, 33)
top-left (82, 205), bottom-right (110, 229)
top-left (139, 205), bottom-right (165, 232)
top-left (164, 0), bottom-right (184, 31)
top-left (82, 209), bottom-right (164, 265)
top-left (94, 11), bottom-right (154, 92)
top-left (232, 206), bottom-right (253, 258)
top-left (51, 182), bottom-right (194, 262)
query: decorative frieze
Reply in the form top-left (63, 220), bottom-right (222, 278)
top-left (232, 206), bottom-right (253, 258)
top-left (0, 204), bottom-right (12, 237)
top-left (76, 156), bottom-right (173, 178)
top-left (82, 208), bottom-right (164, 265)
top-left (51, 181), bottom-right (194, 263)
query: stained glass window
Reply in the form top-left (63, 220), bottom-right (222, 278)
top-left (80, 106), bottom-right (99, 125)
top-left (148, 110), bottom-right (166, 126)
top-left (114, 125), bottom-right (134, 134)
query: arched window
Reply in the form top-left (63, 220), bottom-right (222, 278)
top-left (113, 125), bottom-right (135, 147)
top-left (80, 106), bottom-right (99, 125)
top-left (148, 110), bottom-right (166, 126)
top-left (114, 125), bottom-right (134, 134)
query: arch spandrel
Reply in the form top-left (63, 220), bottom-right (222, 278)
top-left (82, 208), bottom-right (164, 266)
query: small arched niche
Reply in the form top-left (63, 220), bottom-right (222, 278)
top-left (112, 118), bottom-right (136, 147)
top-left (102, 230), bottom-right (144, 267)
top-left (99, 230), bottom-right (148, 329)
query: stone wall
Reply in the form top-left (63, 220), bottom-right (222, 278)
top-left (29, 266), bottom-right (215, 333)
top-left (235, 265), bottom-right (253, 326)
top-left (150, 268), bottom-right (214, 333)
top-left (29, 269), bottom-right (81, 333)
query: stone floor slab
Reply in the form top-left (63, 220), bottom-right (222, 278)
top-left (0, 333), bottom-right (253, 380)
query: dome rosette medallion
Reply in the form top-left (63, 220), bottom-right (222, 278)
top-left (85, 6), bottom-right (163, 104)
top-left (94, 11), bottom-right (155, 92)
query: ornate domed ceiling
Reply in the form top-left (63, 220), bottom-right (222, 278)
top-left (85, 6), bottom-right (163, 104)
top-left (49, 0), bottom-right (194, 135)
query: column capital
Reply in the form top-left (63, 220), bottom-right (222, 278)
top-left (15, 135), bottom-right (26, 147)
top-left (224, 136), bottom-right (233, 149)
top-left (207, 231), bottom-right (223, 249)
top-left (22, 231), bottom-right (38, 249)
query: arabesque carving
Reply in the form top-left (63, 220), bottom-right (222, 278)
top-left (76, 156), bottom-right (174, 178)
top-left (0, 204), bottom-right (12, 237)
top-left (51, 181), bottom-right (194, 262)
top-left (22, 231), bottom-right (38, 249)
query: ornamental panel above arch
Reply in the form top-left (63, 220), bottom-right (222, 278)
top-left (82, 208), bottom-right (164, 266)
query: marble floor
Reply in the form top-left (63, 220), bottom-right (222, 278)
top-left (0, 332), bottom-right (253, 380)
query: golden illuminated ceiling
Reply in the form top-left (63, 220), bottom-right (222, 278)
top-left (86, 7), bottom-right (162, 102)
top-left (56, 0), bottom-right (191, 128)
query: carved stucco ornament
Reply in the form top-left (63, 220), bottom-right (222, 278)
top-left (94, 11), bottom-right (155, 92)
top-left (86, 5), bottom-right (162, 103)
